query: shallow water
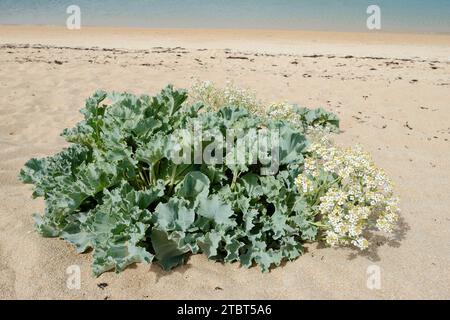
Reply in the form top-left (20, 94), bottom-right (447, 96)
top-left (0, 0), bottom-right (449, 33)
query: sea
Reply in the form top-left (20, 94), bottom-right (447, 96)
top-left (0, 0), bottom-right (449, 33)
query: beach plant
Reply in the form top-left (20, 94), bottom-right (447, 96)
top-left (267, 102), bottom-right (340, 133)
top-left (191, 81), bottom-right (339, 133)
top-left (295, 136), bottom-right (399, 250)
top-left (190, 80), bottom-right (261, 115)
top-left (19, 84), bottom-right (399, 276)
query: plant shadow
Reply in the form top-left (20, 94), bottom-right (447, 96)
top-left (346, 214), bottom-right (410, 262)
top-left (149, 254), bottom-right (193, 283)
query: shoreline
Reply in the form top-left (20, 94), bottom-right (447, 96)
top-left (3, 23), bottom-right (450, 36)
top-left (1, 25), bottom-right (450, 60)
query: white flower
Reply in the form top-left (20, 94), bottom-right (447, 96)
top-left (296, 140), bottom-right (400, 251)
top-left (325, 231), bottom-right (339, 247)
top-left (351, 238), bottom-right (369, 250)
top-left (190, 80), bottom-right (260, 113)
top-left (295, 174), bottom-right (314, 193)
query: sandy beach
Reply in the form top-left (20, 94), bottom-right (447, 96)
top-left (0, 25), bottom-right (449, 299)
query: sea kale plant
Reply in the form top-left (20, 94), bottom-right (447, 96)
top-left (19, 83), bottom-right (399, 276)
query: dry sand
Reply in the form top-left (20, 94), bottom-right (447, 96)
top-left (0, 25), bottom-right (449, 300)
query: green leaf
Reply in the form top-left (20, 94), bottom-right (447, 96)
top-left (177, 171), bottom-right (210, 201)
top-left (133, 118), bottom-right (162, 138)
top-left (153, 197), bottom-right (195, 232)
top-left (61, 222), bottom-right (94, 253)
top-left (224, 236), bottom-right (243, 263)
top-left (151, 229), bottom-right (188, 270)
top-left (239, 173), bottom-right (263, 198)
top-left (92, 242), bottom-right (154, 277)
top-left (280, 237), bottom-right (303, 260)
top-left (198, 230), bottom-right (222, 258)
top-left (276, 123), bottom-right (308, 165)
top-left (197, 195), bottom-right (235, 227)
top-left (254, 249), bottom-right (283, 273)
top-left (33, 214), bottom-right (60, 237)
top-left (135, 133), bottom-right (170, 165)
top-left (270, 211), bottom-right (294, 240)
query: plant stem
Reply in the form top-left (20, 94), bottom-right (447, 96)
top-left (231, 171), bottom-right (239, 190)
top-left (167, 165), bottom-right (178, 195)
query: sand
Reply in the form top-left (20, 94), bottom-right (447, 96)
top-left (0, 25), bottom-right (449, 300)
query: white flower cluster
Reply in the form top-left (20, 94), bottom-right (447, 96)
top-left (190, 80), bottom-right (260, 114)
top-left (295, 139), bottom-right (400, 250)
top-left (266, 102), bottom-right (300, 123)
